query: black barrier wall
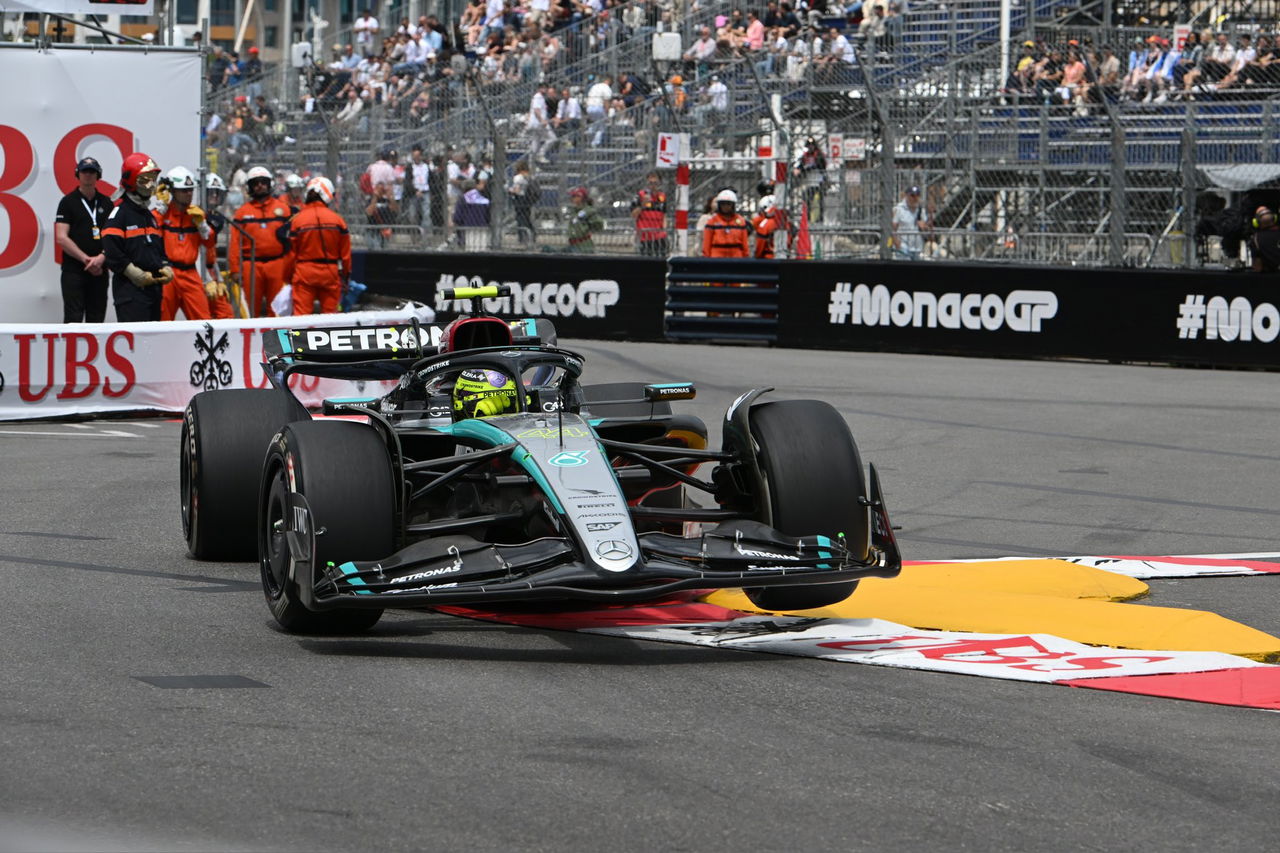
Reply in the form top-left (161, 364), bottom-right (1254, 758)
top-left (778, 260), bottom-right (1280, 368)
top-left (360, 252), bottom-right (668, 342)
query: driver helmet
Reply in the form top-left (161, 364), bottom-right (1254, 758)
top-left (452, 369), bottom-right (517, 419)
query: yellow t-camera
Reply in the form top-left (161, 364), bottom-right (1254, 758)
top-left (440, 281), bottom-right (509, 298)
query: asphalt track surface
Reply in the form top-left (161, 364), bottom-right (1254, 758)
top-left (3, 341), bottom-right (1279, 852)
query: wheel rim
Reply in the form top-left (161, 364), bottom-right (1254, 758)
top-left (261, 471), bottom-right (290, 600)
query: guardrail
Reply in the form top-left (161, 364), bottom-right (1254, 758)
top-left (355, 249), bottom-right (1280, 368)
top-left (665, 258), bottom-right (781, 344)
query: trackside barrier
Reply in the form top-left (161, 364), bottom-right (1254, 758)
top-left (664, 259), bottom-right (782, 344)
top-left (0, 307), bottom-right (429, 421)
top-left (355, 252), bottom-right (1280, 369)
top-left (359, 251), bottom-right (667, 342)
top-left (776, 260), bottom-right (1280, 369)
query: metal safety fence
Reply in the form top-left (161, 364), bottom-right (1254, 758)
top-left (194, 0), bottom-right (1280, 269)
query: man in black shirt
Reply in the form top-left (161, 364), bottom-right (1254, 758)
top-left (54, 157), bottom-right (113, 322)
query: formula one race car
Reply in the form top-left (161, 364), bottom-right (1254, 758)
top-left (180, 286), bottom-right (901, 633)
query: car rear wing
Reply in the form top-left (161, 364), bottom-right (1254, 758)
top-left (264, 323), bottom-right (433, 365)
top-left (263, 286), bottom-right (552, 367)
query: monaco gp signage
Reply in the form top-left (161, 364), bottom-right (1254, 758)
top-left (361, 251), bottom-right (667, 341)
top-left (0, 45), bottom-right (199, 322)
top-left (777, 260), bottom-right (1280, 367)
top-left (0, 308), bottom-right (425, 420)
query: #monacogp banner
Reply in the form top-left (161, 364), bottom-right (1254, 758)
top-left (0, 45), bottom-right (199, 322)
top-left (0, 308), bottom-right (432, 420)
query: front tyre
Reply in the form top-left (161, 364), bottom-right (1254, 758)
top-left (182, 389), bottom-right (310, 560)
top-left (745, 399), bottom-right (870, 611)
top-left (259, 421), bottom-right (394, 633)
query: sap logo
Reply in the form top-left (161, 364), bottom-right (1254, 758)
top-left (435, 276), bottom-right (620, 318)
top-left (586, 521), bottom-right (621, 532)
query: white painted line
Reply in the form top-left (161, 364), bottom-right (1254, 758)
top-left (0, 430), bottom-right (141, 439)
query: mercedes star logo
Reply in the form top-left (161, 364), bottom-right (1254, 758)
top-left (595, 540), bottom-right (633, 561)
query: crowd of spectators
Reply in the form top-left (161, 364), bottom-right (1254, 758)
top-left (197, 0), bottom-right (1280, 257)
top-left (1002, 27), bottom-right (1280, 111)
top-left (290, 0), bottom-right (907, 138)
top-left (200, 0), bottom-right (908, 248)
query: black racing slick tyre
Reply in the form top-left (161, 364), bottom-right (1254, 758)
top-left (259, 421), bottom-right (393, 634)
top-left (745, 399), bottom-right (870, 612)
top-left (181, 389), bottom-right (310, 561)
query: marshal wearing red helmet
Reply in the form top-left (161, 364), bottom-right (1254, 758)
top-left (282, 177), bottom-right (351, 315)
top-left (103, 152), bottom-right (174, 322)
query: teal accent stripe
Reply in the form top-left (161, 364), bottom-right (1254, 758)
top-left (276, 329), bottom-right (292, 356)
top-left (649, 382), bottom-right (692, 388)
top-left (511, 446), bottom-right (565, 513)
top-left (433, 419), bottom-right (515, 445)
top-left (325, 397), bottom-right (379, 405)
top-left (429, 419), bottom-right (564, 512)
top-left (337, 561), bottom-right (372, 595)
top-left (815, 535), bottom-right (834, 570)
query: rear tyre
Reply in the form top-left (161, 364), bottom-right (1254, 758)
top-left (181, 389), bottom-right (310, 561)
top-left (744, 400), bottom-right (869, 611)
top-left (259, 421), bottom-right (393, 633)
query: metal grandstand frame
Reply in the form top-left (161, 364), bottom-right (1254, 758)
top-left (200, 0), bottom-right (1280, 267)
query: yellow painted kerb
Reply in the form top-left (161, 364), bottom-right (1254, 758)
top-left (706, 559), bottom-right (1280, 661)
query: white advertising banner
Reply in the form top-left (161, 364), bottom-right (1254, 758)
top-left (0, 308), bottom-right (430, 420)
top-left (0, 1), bottom-right (156, 18)
top-left (0, 45), bottom-right (200, 322)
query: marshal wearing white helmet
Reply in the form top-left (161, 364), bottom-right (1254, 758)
top-left (282, 174), bottom-right (350, 316)
top-left (200, 172), bottom-right (240, 318)
top-left (304, 176), bottom-right (336, 205)
top-left (703, 187), bottom-right (750, 257)
top-left (154, 165), bottom-right (220, 321)
top-left (231, 165), bottom-right (293, 316)
top-left (280, 172), bottom-right (307, 215)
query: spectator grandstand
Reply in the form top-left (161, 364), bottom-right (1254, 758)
top-left (187, 0), bottom-right (1280, 265)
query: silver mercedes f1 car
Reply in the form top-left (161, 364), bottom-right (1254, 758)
top-left (180, 286), bottom-right (901, 633)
